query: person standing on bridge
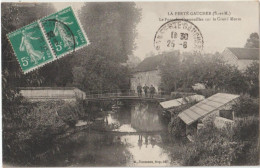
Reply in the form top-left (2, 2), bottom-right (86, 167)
top-left (149, 85), bottom-right (155, 98)
top-left (137, 84), bottom-right (142, 97)
top-left (143, 84), bottom-right (149, 97)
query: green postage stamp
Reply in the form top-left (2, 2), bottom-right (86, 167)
top-left (7, 6), bottom-right (89, 74)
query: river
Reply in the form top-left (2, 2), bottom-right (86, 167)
top-left (50, 101), bottom-right (183, 166)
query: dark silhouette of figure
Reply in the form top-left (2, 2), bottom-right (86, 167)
top-left (149, 85), bottom-right (156, 98)
top-left (137, 84), bottom-right (142, 97)
top-left (143, 84), bottom-right (149, 97)
top-left (151, 137), bottom-right (156, 148)
top-left (138, 135), bottom-right (143, 149)
top-left (144, 135), bottom-right (148, 148)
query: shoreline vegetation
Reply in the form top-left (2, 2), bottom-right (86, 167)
top-left (167, 94), bottom-right (259, 166)
top-left (3, 93), bottom-right (259, 166)
top-left (2, 2), bottom-right (259, 167)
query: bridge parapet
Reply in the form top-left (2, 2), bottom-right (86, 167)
top-left (84, 89), bottom-right (168, 100)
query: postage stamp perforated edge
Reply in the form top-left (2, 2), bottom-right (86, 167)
top-left (6, 30), bottom-right (27, 74)
top-left (39, 6), bottom-right (91, 60)
top-left (7, 6), bottom-right (90, 74)
top-left (38, 20), bottom-right (57, 60)
top-left (6, 21), bottom-right (55, 74)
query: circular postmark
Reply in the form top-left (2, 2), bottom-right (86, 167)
top-left (41, 19), bottom-right (76, 54)
top-left (154, 19), bottom-right (203, 54)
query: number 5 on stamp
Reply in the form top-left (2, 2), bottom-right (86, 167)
top-left (7, 6), bottom-right (89, 74)
top-left (7, 22), bottom-right (54, 73)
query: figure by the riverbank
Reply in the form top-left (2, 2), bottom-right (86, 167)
top-left (143, 84), bottom-right (149, 97)
top-left (137, 84), bottom-right (142, 97)
top-left (149, 85), bottom-right (155, 98)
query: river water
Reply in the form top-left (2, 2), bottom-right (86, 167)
top-left (52, 101), bottom-right (182, 167)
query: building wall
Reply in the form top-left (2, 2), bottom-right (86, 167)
top-left (237, 60), bottom-right (255, 71)
top-left (201, 100), bottom-right (237, 124)
top-left (182, 100), bottom-right (237, 140)
top-left (222, 49), bottom-right (238, 66)
top-left (130, 70), bottom-right (161, 93)
top-left (214, 116), bottom-right (234, 129)
top-left (222, 48), bottom-right (255, 71)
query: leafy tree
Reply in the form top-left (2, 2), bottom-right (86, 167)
top-left (2, 3), bottom-right (56, 107)
top-left (125, 54), bottom-right (141, 69)
top-left (232, 95), bottom-right (259, 117)
top-left (38, 56), bottom-right (74, 87)
top-left (1, 3), bottom-right (65, 165)
top-left (72, 2), bottom-right (141, 92)
top-left (159, 52), bottom-right (247, 94)
top-left (79, 2), bottom-right (141, 63)
top-left (243, 61), bottom-right (259, 97)
top-left (73, 55), bottom-right (131, 92)
top-left (159, 52), bottom-right (182, 92)
top-left (245, 32), bottom-right (259, 48)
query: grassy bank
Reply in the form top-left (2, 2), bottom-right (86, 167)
top-left (3, 99), bottom-right (87, 166)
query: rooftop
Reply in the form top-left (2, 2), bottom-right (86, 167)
top-left (134, 51), bottom-right (180, 73)
top-left (160, 95), bottom-right (205, 109)
top-left (226, 47), bottom-right (259, 60)
top-left (178, 93), bottom-right (240, 125)
top-left (19, 87), bottom-right (78, 90)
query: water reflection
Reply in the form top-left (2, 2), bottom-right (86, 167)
top-left (104, 102), bottom-right (164, 132)
top-left (51, 102), bottom-right (180, 166)
top-left (131, 103), bottom-right (163, 132)
top-left (120, 135), bottom-right (174, 166)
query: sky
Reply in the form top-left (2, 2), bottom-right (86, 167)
top-left (54, 1), bottom-right (259, 60)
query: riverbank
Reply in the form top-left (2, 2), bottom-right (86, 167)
top-left (3, 100), bottom-right (183, 166)
top-left (4, 97), bottom-right (258, 166)
top-left (3, 99), bottom-right (89, 166)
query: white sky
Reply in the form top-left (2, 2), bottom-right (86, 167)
top-left (54, 1), bottom-right (259, 60)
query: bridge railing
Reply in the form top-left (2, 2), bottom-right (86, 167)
top-left (85, 89), bottom-right (168, 99)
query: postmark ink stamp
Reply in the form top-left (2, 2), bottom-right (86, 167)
top-left (40, 6), bottom-right (89, 58)
top-left (7, 6), bottom-right (89, 74)
top-left (7, 21), bottom-right (54, 74)
top-left (154, 19), bottom-right (203, 54)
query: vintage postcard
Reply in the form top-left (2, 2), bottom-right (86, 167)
top-left (1, 1), bottom-right (259, 167)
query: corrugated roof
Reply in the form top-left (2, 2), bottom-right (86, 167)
top-left (160, 95), bottom-right (205, 109)
top-left (178, 93), bottom-right (240, 125)
top-left (227, 48), bottom-right (259, 60)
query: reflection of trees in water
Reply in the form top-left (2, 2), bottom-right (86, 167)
top-left (55, 132), bottom-right (130, 166)
top-left (115, 105), bottom-right (132, 124)
top-left (131, 103), bottom-right (163, 132)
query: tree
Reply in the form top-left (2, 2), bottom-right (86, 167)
top-left (2, 3), bottom-right (56, 104)
top-left (1, 3), bottom-right (59, 164)
top-left (72, 2), bottom-right (141, 92)
top-left (159, 52), bottom-right (182, 92)
top-left (38, 56), bottom-right (74, 87)
top-left (159, 52), bottom-right (247, 94)
top-left (125, 54), bottom-right (141, 69)
top-left (245, 32), bottom-right (259, 48)
top-left (243, 61), bottom-right (259, 97)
